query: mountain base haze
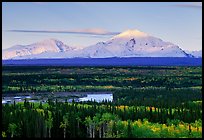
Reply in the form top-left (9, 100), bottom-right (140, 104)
top-left (2, 57), bottom-right (202, 66)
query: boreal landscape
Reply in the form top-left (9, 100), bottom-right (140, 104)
top-left (2, 65), bottom-right (202, 138)
top-left (2, 2), bottom-right (202, 138)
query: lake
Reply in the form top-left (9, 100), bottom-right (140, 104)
top-left (2, 92), bottom-right (113, 104)
top-left (79, 93), bottom-right (113, 102)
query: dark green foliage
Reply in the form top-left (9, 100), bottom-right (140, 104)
top-left (2, 66), bottom-right (202, 93)
top-left (2, 66), bottom-right (202, 138)
top-left (2, 101), bottom-right (202, 138)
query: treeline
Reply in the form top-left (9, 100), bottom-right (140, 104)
top-left (113, 88), bottom-right (202, 108)
top-left (2, 100), bottom-right (202, 138)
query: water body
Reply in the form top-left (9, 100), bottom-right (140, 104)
top-left (2, 57), bottom-right (202, 66)
top-left (79, 93), bottom-right (113, 102)
top-left (2, 92), bottom-right (113, 104)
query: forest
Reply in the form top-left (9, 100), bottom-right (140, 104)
top-left (2, 66), bottom-right (202, 138)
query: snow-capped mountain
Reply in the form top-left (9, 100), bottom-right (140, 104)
top-left (79, 29), bottom-right (193, 58)
top-left (187, 50), bottom-right (202, 58)
top-left (2, 39), bottom-right (76, 59)
top-left (2, 29), bottom-right (194, 59)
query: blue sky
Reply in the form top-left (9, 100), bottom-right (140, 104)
top-left (2, 2), bottom-right (202, 51)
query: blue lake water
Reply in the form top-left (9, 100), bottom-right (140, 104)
top-left (2, 93), bottom-right (113, 104)
top-left (79, 94), bottom-right (113, 102)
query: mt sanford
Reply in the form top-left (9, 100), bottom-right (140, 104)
top-left (2, 29), bottom-right (194, 59)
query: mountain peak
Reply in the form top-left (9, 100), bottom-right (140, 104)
top-left (3, 29), bottom-right (195, 60)
top-left (112, 29), bottom-right (149, 39)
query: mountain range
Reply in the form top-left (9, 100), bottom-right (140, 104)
top-left (2, 29), bottom-right (201, 60)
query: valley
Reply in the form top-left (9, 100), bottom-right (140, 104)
top-left (2, 2), bottom-right (202, 138)
top-left (2, 66), bottom-right (202, 138)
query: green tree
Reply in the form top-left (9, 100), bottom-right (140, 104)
top-left (101, 113), bottom-right (115, 138)
top-left (60, 113), bottom-right (69, 138)
top-left (8, 123), bottom-right (17, 138)
top-left (84, 116), bottom-right (93, 138)
top-left (93, 113), bottom-right (102, 138)
top-left (45, 111), bottom-right (53, 138)
top-left (127, 120), bottom-right (133, 138)
top-left (2, 131), bottom-right (7, 138)
top-left (75, 115), bottom-right (81, 137)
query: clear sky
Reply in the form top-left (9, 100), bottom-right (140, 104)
top-left (2, 2), bottom-right (202, 51)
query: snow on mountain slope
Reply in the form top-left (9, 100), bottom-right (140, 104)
top-left (2, 39), bottom-right (76, 59)
top-left (189, 50), bottom-right (202, 58)
top-left (77, 42), bottom-right (114, 58)
top-left (81, 29), bottom-right (193, 58)
top-left (2, 29), bottom-right (194, 59)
